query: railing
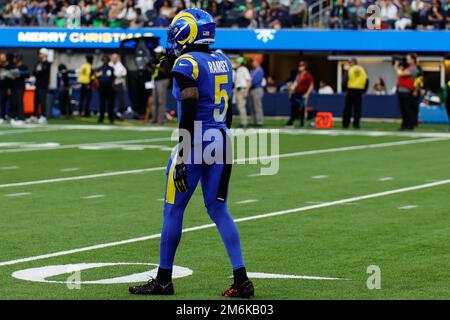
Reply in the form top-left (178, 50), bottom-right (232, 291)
top-left (308, 0), bottom-right (331, 28)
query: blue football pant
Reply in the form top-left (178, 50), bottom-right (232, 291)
top-left (159, 151), bottom-right (245, 271)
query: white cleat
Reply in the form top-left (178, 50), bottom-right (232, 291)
top-left (11, 120), bottom-right (25, 126)
top-left (26, 116), bottom-right (38, 124)
top-left (37, 116), bottom-right (48, 125)
top-left (0, 118), bottom-right (5, 125)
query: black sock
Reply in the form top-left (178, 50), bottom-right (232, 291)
top-left (233, 267), bottom-right (248, 285)
top-left (156, 267), bottom-right (172, 285)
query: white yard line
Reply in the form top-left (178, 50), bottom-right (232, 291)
top-left (379, 177), bottom-right (394, 181)
top-left (311, 175), bottom-right (329, 179)
top-left (5, 124), bottom-right (450, 138)
top-left (82, 194), bottom-right (105, 200)
top-left (4, 192), bottom-right (31, 197)
top-left (0, 166), bottom-right (166, 189)
top-left (0, 178), bottom-right (448, 267)
top-left (0, 137), bottom-right (173, 154)
top-left (398, 205), bottom-right (418, 210)
top-left (0, 137), bottom-right (446, 189)
top-left (60, 168), bottom-right (80, 172)
top-left (236, 199), bottom-right (259, 204)
top-left (245, 137), bottom-right (446, 163)
top-left (0, 166), bottom-right (19, 170)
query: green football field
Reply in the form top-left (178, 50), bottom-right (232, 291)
top-left (0, 122), bottom-right (450, 300)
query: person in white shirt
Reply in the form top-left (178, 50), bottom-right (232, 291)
top-left (109, 53), bottom-right (127, 118)
top-left (318, 81), bottom-right (334, 94)
top-left (233, 57), bottom-right (251, 128)
top-left (380, 0), bottom-right (398, 28)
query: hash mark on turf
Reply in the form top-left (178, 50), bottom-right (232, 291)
top-left (82, 194), bottom-right (105, 200)
top-left (236, 199), bottom-right (259, 204)
top-left (5, 192), bottom-right (31, 197)
top-left (379, 177), bottom-right (394, 181)
top-left (398, 205), bottom-right (418, 210)
top-left (60, 168), bottom-right (80, 172)
top-left (248, 173), bottom-right (263, 177)
top-left (0, 166), bottom-right (19, 170)
top-left (311, 175), bottom-right (328, 179)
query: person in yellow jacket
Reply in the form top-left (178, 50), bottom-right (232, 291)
top-left (343, 58), bottom-right (368, 129)
top-left (78, 55), bottom-right (95, 117)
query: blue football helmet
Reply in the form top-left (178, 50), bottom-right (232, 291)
top-left (167, 9), bottom-right (216, 56)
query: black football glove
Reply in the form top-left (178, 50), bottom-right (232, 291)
top-left (173, 163), bottom-right (188, 192)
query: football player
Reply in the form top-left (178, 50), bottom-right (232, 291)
top-left (129, 9), bottom-right (254, 298)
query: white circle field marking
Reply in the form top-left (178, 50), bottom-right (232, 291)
top-left (12, 262), bottom-right (193, 284)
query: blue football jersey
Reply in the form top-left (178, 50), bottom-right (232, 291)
top-left (172, 50), bottom-right (233, 133)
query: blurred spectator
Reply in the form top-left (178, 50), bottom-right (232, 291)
top-left (372, 78), bottom-right (387, 95)
top-left (137, 0), bottom-right (155, 14)
top-left (239, 0), bottom-right (257, 28)
top-left (10, 54), bottom-right (29, 125)
top-left (329, 0), bottom-right (349, 29)
top-left (78, 55), bottom-right (94, 117)
top-left (175, 0), bottom-right (187, 14)
top-left (285, 60), bottom-right (314, 127)
top-left (270, 0), bottom-right (290, 28)
top-left (318, 80), bottom-right (334, 94)
top-left (427, 0), bottom-right (445, 30)
top-left (447, 0), bottom-right (450, 27)
top-left (380, 0), bottom-right (398, 29)
top-left (289, 0), bottom-right (307, 28)
top-left (108, 0), bottom-right (125, 27)
top-left (154, 0), bottom-right (174, 27)
top-left (32, 48), bottom-right (51, 124)
top-left (208, 0), bottom-right (221, 24)
top-left (266, 75), bottom-right (280, 93)
top-left (249, 56), bottom-right (265, 126)
top-left (118, 0), bottom-right (138, 28)
top-left (234, 56), bottom-right (251, 129)
top-left (395, 0), bottom-right (413, 30)
top-left (110, 53), bottom-right (127, 118)
top-left (152, 46), bottom-right (170, 125)
top-left (258, 0), bottom-right (271, 28)
top-left (349, 0), bottom-right (367, 29)
top-left (412, 0), bottom-right (430, 29)
top-left (342, 58), bottom-right (368, 129)
top-left (218, 0), bottom-right (234, 27)
top-left (96, 54), bottom-right (116, 124)
top-left (130, 7), bottom-right (148, 27)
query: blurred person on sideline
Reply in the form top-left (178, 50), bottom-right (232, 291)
top-left (32, 48), bottom-right (51, 124)
top-left (78, 55), bottom-right (94, 117)
top-left (372, 78), bottom-right (387, 95)
top-left (249, 56), bottom-right (265, 127)
top-left (143, 60), bottom-right (155, 124)
top-left (446, 79), bottom-right (450, 131)
top-left (57, 63), bottom-right (72, 118)
top-left (342, 58), bottom-right (368, 129)
top-left (0, 53), bottom-right (14, 125)
top-left (318, 80), bottom-right (334, 94)
top-left (152, 46), bottom-right (170, 125)
top-left (285, 60), bottom-right (314, 128)
top-left (395, 53), bottom-right (420, 130)
top-left (265, 75), bottom-right (279, 93)
top-left (96, 54), bottom-right (116, 124)
top-left (109, 53), bottom-right (127, 120)
top-left (10, 54), bottom-right (29, 126)
top-left (233, 56), bottom-right (251, 128)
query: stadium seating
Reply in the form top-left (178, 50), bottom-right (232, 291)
top-left (0, 0), bottom-right (449, 31)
